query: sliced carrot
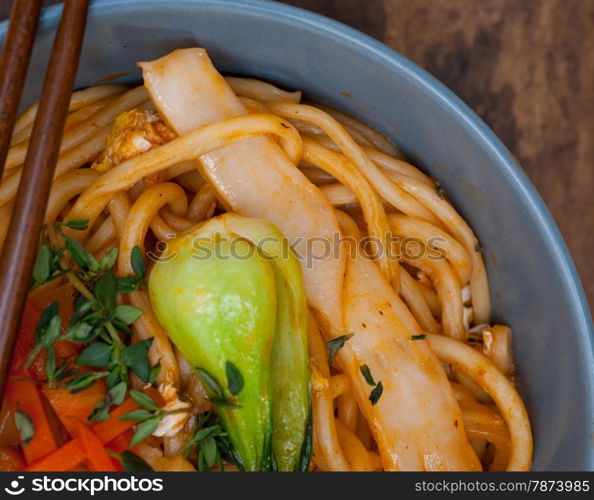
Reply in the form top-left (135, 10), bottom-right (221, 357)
top-left (72, 419), bottom-right (117, 471)
top-left (42, 381), bottom-right (106, 436)
top-left (0, 446), bottom-right (26, 471)
top-left (5, 380), bottom-right (58, 463)
top-left (91, 398), bottom-right (138, 443)
top-left (105, 429), bottom-right (133, 454)
top-left (25, 438), bottom-right (86, 471)
top-left (10, 299), bottom-right (44, 379)
top-left (25, 398), bottom-right (139, 471)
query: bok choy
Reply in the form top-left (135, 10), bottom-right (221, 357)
top-left (148, 214), bottom-right (311, 471)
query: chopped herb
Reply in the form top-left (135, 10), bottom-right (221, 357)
top-left (326, 333), bottom-right (354, 365)
top-left (369, 381), bottom-right (383, 406)
top-left (410, 334), bottom-right (427, 341)
top-left (61, 219), bottom-right (89, 231)
top-left (32, 245), bottom-right (52, 288)
top-left (435, 182), bottom-right (444, 199)
top-left (147, 362), bottom-right (161, 386)
top-left (76, 342), bottom-right (112, 367)
top-left (119, 409), bottom-right (155, 422)
top-left (225, 361), bottom-right (244, 396)
top-left (14, 410), bottom-right (35, 445)
top-left (196, 368), bottom-right (224, 399)
top-left (131, 245), bottom-right (146, 279)
top-left (107, 450), bottom-right (153, 471)
top-left (129, 390), bottom-right (159, 411)
top-left (66, 370), bottom-right (109, 394)
top-left (114, 305), bottom-right (144, 325)
top-left (474, 243), bottom-right (483, 253)
top-left (99, 248), bottom-right (118, 271)
top-left (184, 413), bottom-right (237, 471)
top-left (359, 364), bottom-right (376, 386)
top-left (130, 417), bottom-right (161, 447)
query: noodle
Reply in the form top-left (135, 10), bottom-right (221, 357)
top-left (0, 47), bottom-right (532, 473)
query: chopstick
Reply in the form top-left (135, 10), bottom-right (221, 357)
top-left (0, 0), bottom-right (43, 180)
top-left (0, 0), bottom-right (90, 395)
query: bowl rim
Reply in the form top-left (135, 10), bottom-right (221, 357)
top-left (2, 0), bottom-right (593, 466)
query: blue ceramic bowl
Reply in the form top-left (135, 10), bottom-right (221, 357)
top-left (2, 0), bottom-right (592, 470)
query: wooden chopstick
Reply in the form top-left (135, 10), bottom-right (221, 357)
top-left (0, 0), bottom-right (90, 395)
top-left (0, 0), bottom-right (43, 180)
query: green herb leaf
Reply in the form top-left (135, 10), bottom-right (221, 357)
top-left (109, 381), bottom-right (128, 406)
top-left (194, 425), bottom-right (222, 443)
top-left (225, 361), bottom-right (244, 396)
top-left (369, 381), bottom-right (383, 406)
top-left (65, 321), bottom-right (95, 343)
top-left (94, 270), bottom-right (117, 312)
top-left (14, 410), bottom-right (35, 445)
top-left (62, 219), bottom-right (89, 231)
top-left (148, 362), bottom-right (161, 386)
top-left (99, 248), bottom-right (118, 271)
top-left (359, 364), bottom-right (376, 386)
top-left (40, 315), bottom-right (62, 348)
top-left (326, 333), bottom-right (354, 365)
top-left (131, 245), bottom-right (146, 279)
top-left (130, 416), bottom-right (161, 447)
top-left (110, 450), bottom-right (153, 471)
top-left (114, 305), bottom-right (143, 325)
top-left (119, 409), bottom-right (155, 422)
top-left (198, 437), bottom-right (218, 471)
top-left (121, 339), bottom-right (152, 366)
top-left (65, 236), bottom-right (93, 270)
top-left (32, 245), bottom-right (52, 288)
top-left (45, 345), bottom-right (57, 383)
top-left (116, 276), bottom-right (143, 294)
top-left (196, 368), bottom-right (224, 399)
top-left (66, 371), bottom-right (108, 393)
top-left (35, 301), bottom-right (59, 342)
top-left (410, 334), bottom-right (427, 341)
top-left (76, 342), bottom-right (112, 367)
top-left (129, 390), bottom-right (159, 411)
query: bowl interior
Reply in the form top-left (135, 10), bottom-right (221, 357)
top-left (5, 0), bottom-right (593, 470)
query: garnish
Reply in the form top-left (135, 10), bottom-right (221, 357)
top-left (107, 450), bottom-right (153, 471)
top-left (369, 381), bottom-right (384, 406)
top-left (359, 364), bottom-right (376, 386)
top-left (27, 220), bottom-right (154, 423)
top-left (14, 409), bottom-right (35, 445)
top-left (410, 334), bottom-right (427, 341)
top-left (196, 367), bottom-right (241, 409)
top-left (183, 412), bottom-right (238, 472)
top-left (474, 242), bottom-right (483, 253)
top-left (326, 333), bottom-right (354, 365)
top-left (225, 361), bottom-right (244, 396)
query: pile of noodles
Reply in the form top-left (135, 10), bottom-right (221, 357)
top-left (0, 76), bottom-right (531, 471)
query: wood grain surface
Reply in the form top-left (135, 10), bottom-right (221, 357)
top-left (1, 0), bottom-right (593, 312)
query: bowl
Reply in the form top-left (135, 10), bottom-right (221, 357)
top-left (2, 0), bottom-right (592, 470)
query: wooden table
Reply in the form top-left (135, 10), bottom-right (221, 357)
top-left (2, 0), bottom-right (593, 312)
top-left (279, 0), bottom-right (594, 312)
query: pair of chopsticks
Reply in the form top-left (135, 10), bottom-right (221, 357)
top-left (0, 0), bottom-right (90, 395)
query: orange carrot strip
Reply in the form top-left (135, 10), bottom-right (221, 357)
top-left (25, 438), bottom-right (85, 471)
top-left (24, 399), bottom-right (138, 471)
top-left (5, 380), bottom-right (58, 463)
top-left (91, 398), bottom-right (138, 443)
top-left (72, 419), bottom-right (117, 471)
top-left (42, 381), bottom-right (106, 436)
